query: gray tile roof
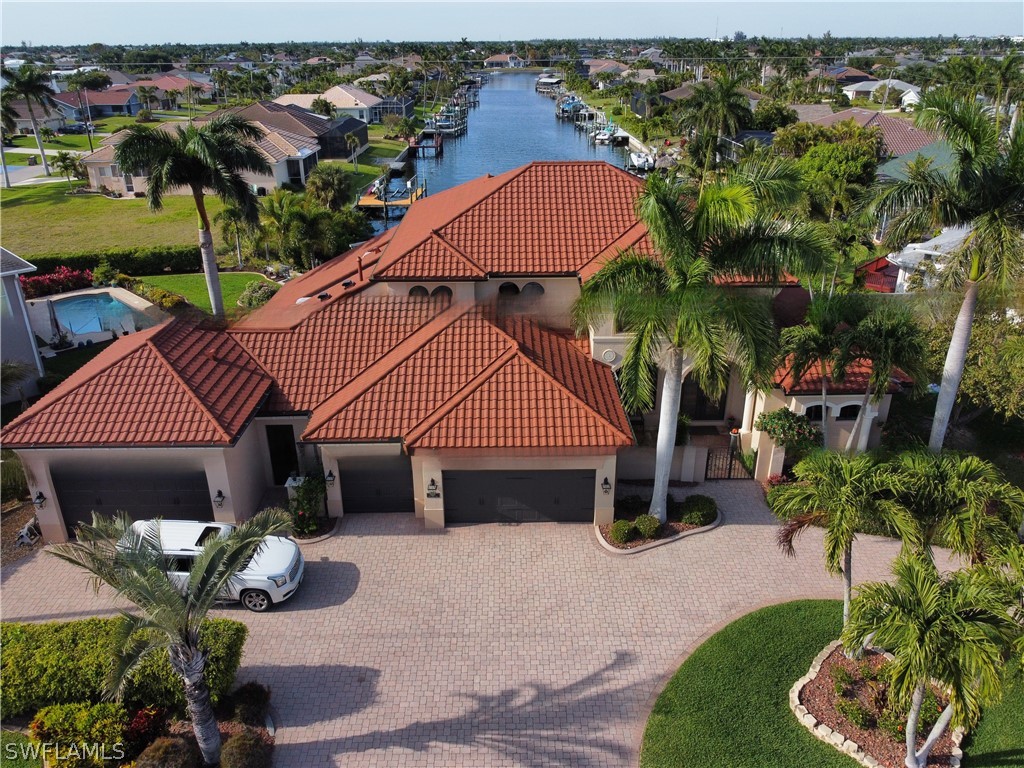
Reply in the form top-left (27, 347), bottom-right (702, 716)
top-left (0, 248), bottom-right (36, 277)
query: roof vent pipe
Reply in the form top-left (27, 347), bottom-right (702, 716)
top-left (357, 255), bottom-right (364, 282)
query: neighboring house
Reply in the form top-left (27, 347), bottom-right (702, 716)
top-left (51, 87), bottom-right (141, 120)
top-left (0, 249), bottom-right (45, 404)
top-left (719, 130), bottom-right (774, 163)
top-left (901, 89), bottom-right (921, 109)
top-left (884, 226), bottom-right (971, 293)
top-left (304, 56), bottom-right (335, 66)
top-left (841, 78), bottom-right (920, 103)
top-left (389, 54), bottom-right (423, 71)
top-left (621, 68), bottom-right (658, 85)
top-left (201, 100), bottom-right (359, 158)
top-left (813, 66), bottom-right (877, 89)
top-left (2, 161), bottom-right (906, 543)
top-left (483, 53), bottom-right (526, 69)
top-left (3, 98), bottom-right (66, 133)
top-left (660, 80), bottom-right (762, 112)
top-left (807, 107), bottom-right (937, 157)
top-left (585, 59), bottom-right (629, 85)
top-left (81, 121), bottom-right (322, 195)
top-left (276, 84), bottom-right (382, 124)
top-left (790, 103), bottom-right (836, 123)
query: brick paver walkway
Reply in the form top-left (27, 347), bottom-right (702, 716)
top-left (0, 481), bottom-right (940, 767)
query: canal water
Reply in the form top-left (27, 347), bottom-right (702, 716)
top-left (410, 71), bottom-right (629, 195)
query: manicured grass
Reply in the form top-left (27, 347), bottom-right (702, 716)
top-left (44, 340), bottom-right (115, 379)
top-left (1, 152), bottom-right (40, 166)
top-left (0, 182), bottom-right (223, 256)
top-left (963, 659), bottom-right (1024, 767)
top-left (320, 159), bottom-right (380, 192)
top-left (640, 600), bottom-right (857, 768)
top-left (138, 272), bottom-right (276, 314)
top-left (0, 731), bottom-right (42, 768)
top-left (12, 134), bottom-right (96, 151)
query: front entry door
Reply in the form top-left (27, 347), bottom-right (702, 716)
top-left (265, 425), bottom-right (299, 485)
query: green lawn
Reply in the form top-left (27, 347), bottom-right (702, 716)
top-left (11, 134), bottom-right (96, 151)
top-left (138, 272), bottom-right (276, 314)
top-left (0, 182), bottom-right (223, 256)
top-left (1, 152), bottom-right (40, 166)
top-left (641, 600), bottom-right (1022, 768)
top-left (641, 600), bottom-right (857, 768)
top-left (321, 159), bottom-right (380, 192)
top-left (0, 732), bottom-right (42, 768)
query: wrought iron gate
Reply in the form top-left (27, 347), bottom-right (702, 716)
top-left (705, 444), bottom-right (750, 480)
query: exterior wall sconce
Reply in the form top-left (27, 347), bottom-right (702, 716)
top-left (325, 470), bottom-right (335, 487)
top-left (426, 478), bottom-right (441, 498)
top-left (213, 490), bottom-right (225, 508)
top-left (33, 491), bottom-right (47, 509)
top-left (601, 477), bottom-right (611, 494)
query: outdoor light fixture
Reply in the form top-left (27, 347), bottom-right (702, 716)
top-left (427, 478), bottom-right (438, 493)
top-left (213, 490), bottom-right (225, 508)
top-left (325, 470), bottom-right (335, 487)
top-left (601, 477), bottom-right (611, 494)
top-left (33, 491), bottom-right (46, 509)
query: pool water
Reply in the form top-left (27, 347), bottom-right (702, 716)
top-left (53, 294), bottom-right (148, 336)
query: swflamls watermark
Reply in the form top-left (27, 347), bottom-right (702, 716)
top-left (4, 741), bottom-right (126, 762)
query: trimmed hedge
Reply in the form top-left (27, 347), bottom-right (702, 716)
top-left (1, 618), bottom-right (247, 717)
top-left (135, 737), bottom-right (199, 768)
top-left (27, 246), bottom-right (202, 277)
top-left (29, 703), bottom-right (127, 768)
top-left (220, 728), bottom-right (272, 768)
top-left (672, 494), bottom-right (718, 526)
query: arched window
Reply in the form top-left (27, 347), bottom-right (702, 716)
top-left (498, 282), bottom-right (520, 297)
top-left (430, 285), bottom-right (453, 301)
top-left (837, 404), bottom-right (860, 421)
top-left (804, 405), bottom-right (823, 422)
top-left (408, 286), bottom-right (429, 299)
top-left (521, 282), bottom-right (545, 299)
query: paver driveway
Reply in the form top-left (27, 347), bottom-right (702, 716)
top-left (0, 481), bottom-right (935, 767)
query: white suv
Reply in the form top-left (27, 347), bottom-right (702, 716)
top-left (127, 520), bottom-right (305, 612)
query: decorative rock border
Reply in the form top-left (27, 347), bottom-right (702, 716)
top-left (593, 508), bottom-right (722, 555)
top-left (789, 640), bottom-right (965, 768)
top-left (293, 516), bottom-right (343, 546)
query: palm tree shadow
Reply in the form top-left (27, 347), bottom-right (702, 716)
top-left (273, 650), bottom-right (644, 767)
top-left (954, 748), bottom-right (1024, 767)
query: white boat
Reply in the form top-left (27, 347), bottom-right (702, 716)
top-left (629, 152), bottom-right (655, 171)
top-left (593, 129), bottom-right (613, 144)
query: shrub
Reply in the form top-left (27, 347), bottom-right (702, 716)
top-left (634, 513), bottom-right (661, 540)
top-left (614, 495), bottom-right (648, 517)
top-left (877, 705), bottom-right (906, 740)
top-left (754, 408), bottom-right (822, 456)
top-left (29, 702), bottom-right (127, 768)
top-left (611, 106), bottom-right (623, 116)
top-left (831, 665), bottom-right (854, 694)
top-left (134, 737), bottom-right (199, 768)
top-left (219, 728), bottom-right (271, 768)
top-left (136, 108), bottom-right (153, 121)
top-left (674, 494), bottom-right (717, 526)
top-left (609, 519), bottom-right (634, 545)
top-left (0, 618), bottom-right (247, 716)
top-left (1, 449), bottom-right (29, 501)
top-left (134, 284), bottom-right (188, 311)
top-left (835, 696), bottom-right (873, 729)
top-left (237, 280), bottom-right (279, 308)
top-left (27, 246), bottom-right (202, 277)
top-left (0, 731), bottom-right (41, 768)
top-left (91, 258), bottom-right (118, 286)
top-left (232, 681), bottom-right (271, 726)
top-left (289, 474), bottom-right (325, 536)
top-left (20, 266), bottom-right (93, 298)
top-left (124, 706), bottom-right (167, 758)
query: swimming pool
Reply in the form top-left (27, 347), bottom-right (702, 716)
top-left (52, 293), bottom-right (151, 336)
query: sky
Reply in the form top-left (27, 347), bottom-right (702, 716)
top-left (2, 1), bottom-right (1022, 48)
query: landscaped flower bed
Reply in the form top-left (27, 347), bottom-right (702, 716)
top-left (598, 494), bottom-right (718, 550)
top-left (800, 645), bottom-right (956, 767)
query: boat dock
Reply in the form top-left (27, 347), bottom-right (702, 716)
top-left (409, 130), bottom-right (444, 156)
top-left (355, 173), bottom-right (427, 216)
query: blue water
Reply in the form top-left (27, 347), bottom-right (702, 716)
top-left (53, 294), bottom-right (145, 336)
top-left (411, 71), bottom-right (629, 194)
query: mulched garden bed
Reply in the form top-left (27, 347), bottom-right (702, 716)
top-left (1, 501), bottom-right (43, 565)
top-left (801, 645), bottom-right (955, 767)
top-left (292, 516), bottom-right (334, 539)
top-left (168, 719), bottom-right (274, 747)
top-left (597, 517), bottom-right (704, 550)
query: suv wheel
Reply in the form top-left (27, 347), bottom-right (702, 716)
top-left (241, 590), bottom-right (272, 612)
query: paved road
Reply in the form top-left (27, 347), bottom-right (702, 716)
top-left (0, 481), bottom-right (935, 768)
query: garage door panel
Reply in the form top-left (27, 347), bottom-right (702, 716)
top-left (443, 470), bottom-right (595, 524)
top-left (52, 467), bottom-right (214, 532)
top-left (339, 455), bottom-right (414, 513)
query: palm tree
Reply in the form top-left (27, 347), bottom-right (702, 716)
top-left (214, 203), bottom-right (252, 269)
top-left (771, 450), bottom-right (917, 625)
top-left (837, 304), bottom-right (928, 455)
top-left (51, 150), bottom-right (80, 192)
top-left (285, 199), bottom-right (337, 270)
top-left (310, 97), bottom-right (334, 118)
top-left (676, 74), bottom-right (753, 170)
top-left (65, 71), bottom-right (111, 152)
top-left (874, 91), bottom-right (1024, 453)
top-left (1, 63), bottom-right (56, 176)
top-left (890, 451), bottom-right (1024, 563)
top-left (842, 554), bottom-right (1023, 768)
top-left (165, 89), bottom-right (181, 109)
top-left (984, 50), bottom-right (1023, 133)
top-left (1, 88), bottom-right (18, 189)
top-left (780, 293), bottom-right (868, 449)
top-left (114, 115), bottom-right (271, 320)
top-left (211, 69), bottom-right (232, 104)
top-left (136, 85), bottom-right (158, 112)
top-left (573, 165), bottom-right (827, 522)
top-left (259, 188), bottom-right (301, 261)
top-left (345, 132), bottom-right (361, 171)
top-left (49, 509), bottom-right (291, 766)
top-left (0, 359), bottom-right (33, 398)
top-left (304, 162), bottom-right (353, 211)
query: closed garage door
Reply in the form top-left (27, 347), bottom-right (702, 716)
top-left (52, 466), bottom-right (214, 532)
top-left (339, 455), bottom-right (414, 513)
top-left (442, 470), bottom-right (595, 524)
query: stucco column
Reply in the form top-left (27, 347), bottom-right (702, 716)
top-left (411, 452), bottom-right (444, 528)
top-left (321, 454), bottom-right (343, 517)
top-left (593, 455), bottom-right (617, 525)
top-left (17, 452), bottom-right (69, 543)
top-left (202, 452), bottom-right (239, 525)
top-left (753, 431), bottom-right (785, 482)
top-left (741, 389), bottom-right (757, 432)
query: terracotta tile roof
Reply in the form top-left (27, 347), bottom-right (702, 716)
top-left (774, 355), bottom-right (911, 395)
top-left (2, 320), bottom-right (272, 447)
top-left (301, 305), bottom-right (632, 451)
top-left (808, 108), bottom-right (936, 157)
top-left (52, 87), bottom-right (136, 108)
top-left (373, 162), bottom-right (645, 280)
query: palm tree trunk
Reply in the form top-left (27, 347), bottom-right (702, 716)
top-left (0, 143), bottom-right (11, 189)
top-left (169, 647), bottom-right (221, 766)
top-left (905, 683), bottom-right (925, 768)
top-left (928, 280), bottom-right (979, 453)
top-left (820, 363), bottom-right (829, 449)
top-left (844, 384), bottom-right (873, 455)
top-left (192, 190), bottom-right (225, 320)
top-left (234, 228), bottom-right (243, 269)
top-left (842, 543), bottom-right (852, 625)
top-left (25, 103), bottom-right (51, 176)
top-left (914, 702), bottom-right (955, 767)
top-left (650, 350), bottom-right (685, 523)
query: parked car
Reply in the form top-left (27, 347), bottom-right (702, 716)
top-left (124, 519), bottom-right (305, 612)
top-left (61, 124), bottom-right (88, 134)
